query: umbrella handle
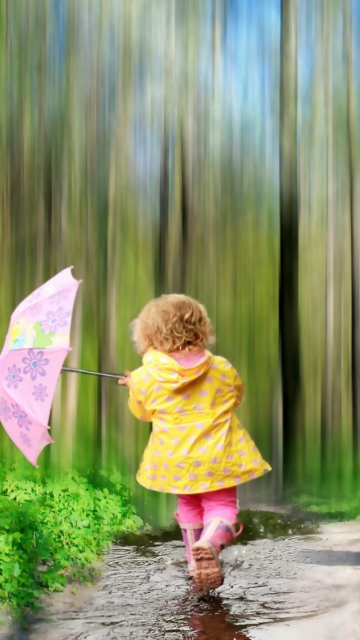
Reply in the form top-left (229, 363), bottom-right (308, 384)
top-left (61, 366), bottom-right (125, 379)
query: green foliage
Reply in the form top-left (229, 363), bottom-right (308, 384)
top-left (0, 465), bottom-right (143, 614)
top-left (294, 492), bottom-right (360, 522)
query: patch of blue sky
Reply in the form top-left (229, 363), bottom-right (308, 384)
top-left (50, 0), bottom-right (357, 205)
top-left (219, 0), bottom-right (280, 186)
top-left (48, 0), bottom-right (67, 74)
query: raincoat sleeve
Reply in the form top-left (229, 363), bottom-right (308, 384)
top-left (128, 377), bottom-right (153, 422)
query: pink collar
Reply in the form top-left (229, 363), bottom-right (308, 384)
top-left (167, 351), bottom-right (207, 368)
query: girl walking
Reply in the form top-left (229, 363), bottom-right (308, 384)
top-left (118, 294), bottom-right (271, 591)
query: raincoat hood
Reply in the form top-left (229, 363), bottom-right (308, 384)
top-left (142, 348), bottom-right (213, 390)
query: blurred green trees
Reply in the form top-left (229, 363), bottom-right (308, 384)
top-left (0, 1), bottom-right (359, 520)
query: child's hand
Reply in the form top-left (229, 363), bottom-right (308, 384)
top-left (118, 371), bottom-right (131, 386)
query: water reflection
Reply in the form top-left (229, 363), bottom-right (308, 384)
top-left (179, 595), bottom-right (252, 640)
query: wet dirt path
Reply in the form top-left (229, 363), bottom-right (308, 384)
top-left (2, 520), bottom-right (360, 639)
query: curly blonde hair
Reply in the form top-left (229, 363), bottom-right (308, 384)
top-left (130, 294), bottom-right (216, 354)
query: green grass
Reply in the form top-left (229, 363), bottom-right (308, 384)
top-left (293, 491), bottom-right (360, 522)
top-left (0, 464), bottom-right (143, 615)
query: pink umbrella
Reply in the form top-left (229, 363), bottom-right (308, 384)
top-left (0, 267), bottom-right (81, 466)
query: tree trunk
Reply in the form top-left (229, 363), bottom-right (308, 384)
top-left (155, 119), bottom-right (169, 296)
top-left (180, 126), bottom-right (189, 292)
top-left (279, 0), bottom-right (301, 485)
top-left (321, 0), bottom-right (335, 481)
top-left (344, 0), bottom-right (360, 477)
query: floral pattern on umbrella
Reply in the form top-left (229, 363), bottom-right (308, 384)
top-left (0, 267), bottom-right (81, 466)
top-left (41, 308), bottom-right (71, 334)
top-left (5, 365), bottom-right (23, 389)
top-left (22, 350), bottom-right (49, 380)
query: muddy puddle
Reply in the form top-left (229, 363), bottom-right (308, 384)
top-left (2, 510), bottom-right (325, 640)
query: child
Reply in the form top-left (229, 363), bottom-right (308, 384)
top-left (118, 294), bottom-right (271, 591)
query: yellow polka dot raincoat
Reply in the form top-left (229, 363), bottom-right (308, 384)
top-left (128, 349), bottom-right (271, 494)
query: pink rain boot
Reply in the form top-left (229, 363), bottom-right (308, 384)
top-left (174, 513), bottom-right (203, 577)
top-left (191, 518), bottom-right (243, 590)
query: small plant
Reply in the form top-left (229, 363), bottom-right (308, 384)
top-left (0, 464), bottom-right (143, 614)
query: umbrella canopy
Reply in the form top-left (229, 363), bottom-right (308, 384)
top-left (0, 267), bottom-right (81, 466)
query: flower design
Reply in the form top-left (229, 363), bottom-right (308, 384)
top-left (27, 302), bottom-right (43, 318)
top-left (11, 403), bottom-right (32, 430)
top-left (22, 350), bottom-right (49, 380)
top-left (50, 291), bottom-right (68, 304)
top-left (32, 384), bottom-right (48, 402)
top-left (5, 365), bottom-right (23, 389)
top-left (0, 397), bottom-right (10, 421)
top-left (26, 290), bottom-right (42, 305)
top-left (41, 307), bottom-right (70, 334)
top-left (19, 431), bottom-right (32, 448)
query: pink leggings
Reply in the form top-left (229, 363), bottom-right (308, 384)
top-left (176, 486), bottom-right (239, 524)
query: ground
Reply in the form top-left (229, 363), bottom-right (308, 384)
top-left (1, 521), bottom-right (359, 639)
